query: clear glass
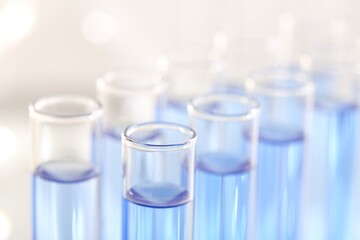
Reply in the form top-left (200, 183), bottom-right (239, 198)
top-left (97, 68), bottom-right (166, 132)
top-left (121, 122), bottom-right (196, 240)
top-left (188, 93), bottom-right (259, 240)
top-left (300, 42), bottom-right (359, 240)
top-left (29, 94), bottom-right (102, 240)
top-left (159, 45), bottom-right (215, 125)
top-left (245, 68), bottom-right (314, 240)
top-left (96, 69), bottom-right (166, 240)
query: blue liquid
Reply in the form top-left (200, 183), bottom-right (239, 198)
top-left (256, 127), bottom-right (304, 240)
top-left (33, 161), bottom-right (99, 240)
top-left (122, 183), bottom-right (193, 240)
top-left (311, 99), bottom-right (357, 239)
top-left (194, 153), bottom-right (251, 240)
top-left (211, 82), bottom-right (245, 94)
top-left (101, 131), bottom-right (122, 240)
top-left (161, 99), bottom-right (188, 125)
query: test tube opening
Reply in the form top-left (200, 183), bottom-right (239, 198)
top-left (97, 69), bottom-right (167, 133)
top-left (188, 93), bottom-right (260, 122)
top-left (188, 93), bottom-right (259, 172)
top-left (123, 122), bottom-right (196, 151)
top-left (246, 68), bottom-right (314, 97)
top-left (97, 69), bottom-right (166, 94)
top-left (30, 94), bottom-right (102, 121)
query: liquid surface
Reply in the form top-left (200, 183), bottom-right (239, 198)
top-left (122, 183), bottom-right (193, 240)
top-left (35, 160), bottom-right (97, 183)
top-left (33, 161), bottom-right (99, 240)
top-left (256, 129), bottom-right (304, 240)
top-left (194, 153), bottom-right (251, 240)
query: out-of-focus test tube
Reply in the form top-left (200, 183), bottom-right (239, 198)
top-left (29, 95), bottom-right (102, 240)
top-left (211, 34), bottom-right (273, 93)
top-left (159, 45), bottom-right (214, 125)
top-left (121, 122), bottom-right (196, 240)
top-left (96, 69), bottom-right (166, 239)
top-left (246, 68), bottom-right (314, 240)
top-left (212, 12), bottom-right (296, 94)
top-left (188, 93), bottom-right (259, 240)
top-left (301, 42), bottom-right (359, 240)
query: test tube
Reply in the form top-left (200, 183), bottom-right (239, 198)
top-left (29, 95), bottom-right (102, 240)
top-left (301, 42), bottom-right (359, 239)
top-left (245, 68), bottom-right (314, 240)
top-left (159, 45), bottom-right (214, 125)
top-left (96, 69), bottom-right (166, 239)
top-left (188, 93), bottom-right (260, 240)
top-left (121, 122), bottom-right (196, 240)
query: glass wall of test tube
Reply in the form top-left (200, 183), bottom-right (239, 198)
top-left (301, 42), bottom-right (359, 240)
top-left (245, 68), bottom-right (314, 240)
top-left (188, 94), bottom-right (260, 240)
top-left (121, 122), bottom-right (196, 240)
top-left (29, 95), bottom-right (102, 240)
top-left (96, 69), bottom-right (166, 240)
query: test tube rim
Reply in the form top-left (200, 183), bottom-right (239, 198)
top-left (97, 68), bottom-right (167, 95)
top-left (122, 122), bottom-right (197, 152)
top-left (245, 67), bottom-right (314, 97)
top-left (29, 94), bottom-right (102, 123)
top-left (187, 93), bottom-right (260, 122)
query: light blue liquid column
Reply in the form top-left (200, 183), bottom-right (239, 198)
top-left (346, 111), bottom-right (360, 240)
top-left (29, 95), bottom-right (102, 240)
top-left (121, 122), bottom-right (197, 240)
top-left (245, 68), bottom-right (314, 240)
top-left (188, 94), bottom-right (260, 240)
top-left (96, 70), bottom-right (166, 240)
top-left (302, 45), bottom-right (359, 240)
top-left (158, 46), bottom-right (214, 125)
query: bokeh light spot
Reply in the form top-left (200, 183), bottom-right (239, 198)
top-left (0, 2), bottom-right (35, 45)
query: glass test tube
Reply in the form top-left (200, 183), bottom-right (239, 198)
top-left (188, 94), bottom-right (260, 240)
top-left (159, 45), bottom-right (214, 125)
top-left (245, 68), bottom-right (314, 240)
top-left (121, 122), bottom-right (196, 240)
top-left (29, 95), bottom-right (102, 240)
top-left (301, 43), bottom-right (359, 240)
top-left (96, 69), bottom-right (166, 240)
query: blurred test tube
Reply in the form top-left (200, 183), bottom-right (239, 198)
top-left (96, 69), bottom-right (166, 240)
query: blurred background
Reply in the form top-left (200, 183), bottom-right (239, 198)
top-left (1, 0), bottom-right (360, 239)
